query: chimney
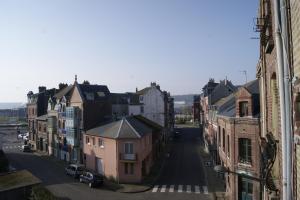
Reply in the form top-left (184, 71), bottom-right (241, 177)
top-left (136, 87), bottom-right (138, 92)
top-left (151, 82), bottom-right (156, 87)
top-left (38, 86), bottom-right (46, 93)
top-left (225, 76), bottom-right (228, 85)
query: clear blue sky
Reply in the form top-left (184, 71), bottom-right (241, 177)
top-left (0, 0), bottom-right (259, 102)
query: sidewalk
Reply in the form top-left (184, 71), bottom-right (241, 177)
top-left (198, 145), bottom-right (226, 199)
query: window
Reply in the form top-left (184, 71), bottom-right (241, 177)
top-left (98, 138), bottom-right (104, 148)
top-left (92, 137), bottom-right (95, 146)
top-left (222, 129), bottom-right (225, 152)
top-left (139, 95), bottom-right (144, 102)
top-left (239, 101), bottom-right (249, 117)
top-left (124, 163), bottom-right (134, 175)
top-left (140, 106), bottom-right (144, 113)
top-left (86, 136), bottom-right (90, 144)
top-left (43, 125), bottom-right (46, 132)
top-left (227, 135), bottom-right (230, 157)
top-left (239, 177), bottom-right (253, 200)
top-left (124, 143), bottom-right (134, 154)
top-left (239, 138), bottom-right (252, 164)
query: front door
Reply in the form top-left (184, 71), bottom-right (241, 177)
top-left (40, 138), bottom-right (43, 151)
top-left (95, 157), bottom-right (104, 175)
top-left (142, 159), bottom-right (146, 176)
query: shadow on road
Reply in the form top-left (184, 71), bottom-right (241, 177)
top-left (6, 152), bottom-right (75, 186)
top-left (156, 127), bottom-right (207, 186)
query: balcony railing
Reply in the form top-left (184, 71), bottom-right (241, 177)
top-left (120, 153), bottom-right (137, 161)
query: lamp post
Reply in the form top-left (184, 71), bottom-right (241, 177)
top-left (214, 165), bottom-right (263, 183)
top-left (214, 165), bottom-right (263, 200)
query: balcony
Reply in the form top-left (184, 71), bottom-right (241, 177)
top-left (119, 153), bottom-right (137, 162)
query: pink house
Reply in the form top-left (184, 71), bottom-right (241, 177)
top-left (83, 116), bottom-right (153, 183)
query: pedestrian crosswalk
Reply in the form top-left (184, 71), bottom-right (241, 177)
top-left (151, 185), bottom-right (209, 194)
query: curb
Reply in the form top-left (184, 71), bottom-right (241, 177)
top-left (117, 184), bottom-right (153, 194)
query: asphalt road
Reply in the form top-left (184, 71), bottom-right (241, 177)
top-left (3, 127), bottom-right (213, 200)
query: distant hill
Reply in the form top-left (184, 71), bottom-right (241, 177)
top-left (172, 94), bottom-right (199, 108)
top-left (0, 103), bottom-right (26, 110)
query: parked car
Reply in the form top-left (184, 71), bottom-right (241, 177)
top-left (65, 164), bottom-right (85, 178)
top-left (21, 145), bottom-right (31, 152)
top-left (79, 171), bottom-right (104, 188)
top-left (18, 132), bottom-right (29, 140)
top-left (17, 133), bottom-right (24, 139)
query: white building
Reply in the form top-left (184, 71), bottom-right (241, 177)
top-left (136, 82), bottom-right (166, 127)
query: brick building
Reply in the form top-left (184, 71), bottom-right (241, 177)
top-left (27, 87), bottom-right (56, 150)
top-left (291, 0), bottom-right (300, 198)
top-left (217, 80), bottom-right (261, 200)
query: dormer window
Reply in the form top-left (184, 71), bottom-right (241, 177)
top-left (239, 101), bottom-right (249, 117)
top-left (85, 92), bottom-right (94, 100)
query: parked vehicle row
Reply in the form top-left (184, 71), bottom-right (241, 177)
top-left (65, 164), bottom-right (104, 188)
top-left (17, 132), bottom-right (29, 140)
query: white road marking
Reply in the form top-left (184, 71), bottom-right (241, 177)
top-left (152, 185), bottom-right (159, 193)
top-left (169, 185), bottom-right (174, 193)
top-left (195, 185), bottom-right (201, 194)
top-left (178, 185), bottom-right (183, 193)
top-left (203, 186), bottom-right (208, 194)
top-left (186, 185), bottom-right (192, 193)
top-left (160, 185), bottom-right (166, 192)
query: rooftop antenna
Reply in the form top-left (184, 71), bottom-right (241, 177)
top-left (239, 70), bottom-right (248, 83)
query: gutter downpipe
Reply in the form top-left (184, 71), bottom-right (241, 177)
top-left (280, 0), bottom-right (293, 199)
top-left (273, 0), bottom-right (288, 199)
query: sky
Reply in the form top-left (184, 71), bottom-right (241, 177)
top-left (0, 0), bottom-right (260, 102)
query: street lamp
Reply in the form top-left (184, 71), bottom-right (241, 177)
top-left (214, 165), bottom-right (263, 183)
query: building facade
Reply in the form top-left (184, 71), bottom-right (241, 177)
top-left (217, 80), bottom-right (261, 200)
top-left (83, 116), bottom-right (153, 183)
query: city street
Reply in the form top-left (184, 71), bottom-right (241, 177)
top-left (2, 127), bottom-right (213, 200)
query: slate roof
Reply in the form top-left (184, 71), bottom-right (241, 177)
top-left (110, 93), bottom-right (141, 105)
top-left (216, 79), bottom-right (260, 118)
top-left (54, 85), bottom-right (73, 99)
top-left (110, 93), bottom-right (129, 105)
top-left (209, 80), bottom-right (237, 105)
top-left (77, 84), bottom-right (110, 101)
top-left (217, 94), bottom-right (236, 117)
top-left (86, 116), bottom-right (152, 139)
top-left (133, 115), bottom-right (163, 130)
top-left (243, 79), bottom-right (259, 95)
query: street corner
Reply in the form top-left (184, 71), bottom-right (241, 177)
top-left (116, 183), bottom-right (152, 193)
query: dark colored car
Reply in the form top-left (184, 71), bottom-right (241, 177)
top-left (79, 171), bottom-right (104, 188)
top-left (21, 145), bottom-right (31, 152)
top-left (65, 164), bottom-right (85, 178)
